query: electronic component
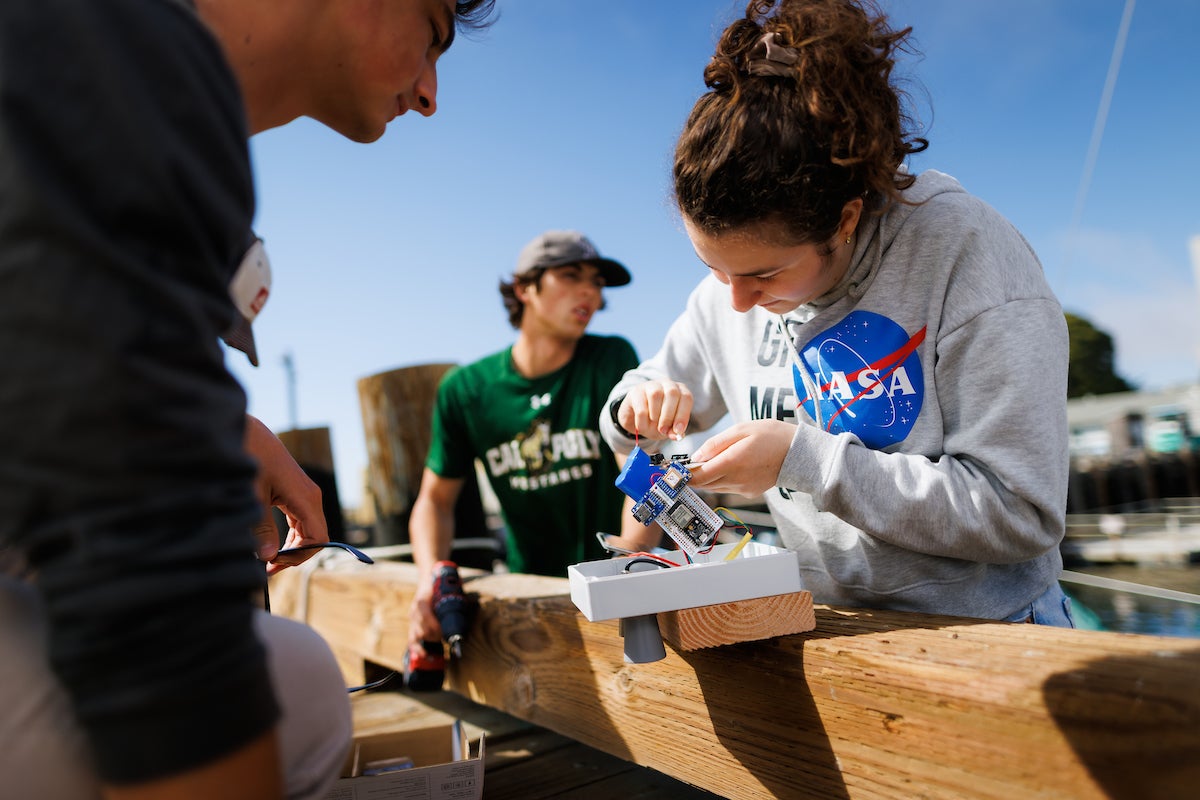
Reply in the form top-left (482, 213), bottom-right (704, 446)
top-left (615, 448), bottom-right (722, 559)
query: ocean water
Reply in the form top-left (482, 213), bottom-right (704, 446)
top-left (1062, 563), bottom-right (1200, 639)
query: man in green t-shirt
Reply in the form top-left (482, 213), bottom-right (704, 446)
top-left (408, 230), bottom-right (662, 641)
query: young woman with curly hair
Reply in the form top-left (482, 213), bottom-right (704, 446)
top-left (602, 0), bottom-right (1074, 626)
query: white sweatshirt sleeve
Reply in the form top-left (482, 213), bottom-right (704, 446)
top-left (600, 278), bottom-right (734, 455)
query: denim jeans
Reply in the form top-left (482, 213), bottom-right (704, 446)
top-left (1003, 581), bottom-right (1077, 627)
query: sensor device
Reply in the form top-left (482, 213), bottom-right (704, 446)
top-left (615, 448), bottom-right (722, 559)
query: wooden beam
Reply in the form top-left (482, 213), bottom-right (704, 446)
top-left (269, 559), bottom-right (1200, 800)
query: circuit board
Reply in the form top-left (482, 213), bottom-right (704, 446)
top-left (617, 450), bottom-right (722, 558)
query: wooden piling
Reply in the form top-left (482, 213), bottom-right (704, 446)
top-left (357, 363), bottom-right (488, 548)
top-left (276, 425), bottom-right (345, 542)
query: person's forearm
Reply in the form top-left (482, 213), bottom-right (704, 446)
top-left (243, 415), bottom-right (321, 517)
top-left (619, 497), bottom-right (664, 551)
top-left (243, 414), bottom-right (327, 569)
top-left (104, 730), bottom-right (282, 800)
top-left (409, 495), bottom-right (455, 575)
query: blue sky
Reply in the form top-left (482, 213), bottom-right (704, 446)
top-left (231, 0), bottom-right (1200, 511)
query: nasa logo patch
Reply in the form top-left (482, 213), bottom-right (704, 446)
top-left (792, 311), bottom-right (926, 449)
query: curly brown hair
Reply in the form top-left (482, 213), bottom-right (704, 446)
top-left (498, 271), bottom-right (542, 330)
top-left (674, 0), bottom-right (928, 247)
top-left (454, 0), bottom-right (497, 33)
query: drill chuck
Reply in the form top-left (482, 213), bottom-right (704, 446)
top-left (446, 634), bottom-right (464, 659)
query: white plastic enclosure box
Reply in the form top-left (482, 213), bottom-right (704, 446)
top-left (568, 541), bottom-right (802, 622)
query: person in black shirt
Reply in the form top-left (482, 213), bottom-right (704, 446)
top-left (0, 1), bottom-right (495, 799)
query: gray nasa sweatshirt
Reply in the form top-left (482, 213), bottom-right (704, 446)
top-left (602, 170), bottom-right (1068, 619)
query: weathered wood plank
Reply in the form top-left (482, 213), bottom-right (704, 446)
top-left (269, 559), bottom-right (1200, 800)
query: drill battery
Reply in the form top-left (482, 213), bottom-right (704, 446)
top-left (402, 640), bottom-right (446, 692)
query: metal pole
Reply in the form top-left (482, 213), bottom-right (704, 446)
top-left (1190, 235), bottom-right (1200, 379)
top-left (282, 351), bottom-right (297, 430)
top-left (1061, 569), bottom-right (1200, 605)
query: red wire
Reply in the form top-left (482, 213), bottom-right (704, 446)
top-left (628, 551), bottom-right (683, 568)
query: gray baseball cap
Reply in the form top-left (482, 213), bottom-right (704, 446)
top-left (514, 230), bottom-right (631, 287)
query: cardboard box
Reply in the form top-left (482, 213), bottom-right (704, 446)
top-left (324, 719), bottom-right (485, 800)
top-left (568, 540), bottom-right (803, 621)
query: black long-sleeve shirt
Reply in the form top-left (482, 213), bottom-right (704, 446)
top-left (0, 0), bottom-right (279, 784)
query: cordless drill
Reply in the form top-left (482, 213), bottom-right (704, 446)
top-left (403, 561), bottom-right (467, 691)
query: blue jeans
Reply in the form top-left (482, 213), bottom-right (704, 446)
top-left (1004, 582), bottom-right (1077, 628)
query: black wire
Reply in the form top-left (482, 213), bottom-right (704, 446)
top-left (346, 671), bottom-right (398, 694)
top-left (622, 556), bottom-right (674, 573)
top-left (258, 547), bottom-right (393, 693)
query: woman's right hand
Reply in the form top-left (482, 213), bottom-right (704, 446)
top-left (619, 381), bottom-right (694, 441)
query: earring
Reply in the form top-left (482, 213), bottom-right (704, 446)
top-left (844, 235), bottom-right (852, 245)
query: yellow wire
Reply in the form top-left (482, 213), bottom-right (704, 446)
top-left (723, 531), bottom-right (753, 561)
top-left (714, 506), bottom-right (749, 531)
top-left (714, 507), bottom-right (753, 561)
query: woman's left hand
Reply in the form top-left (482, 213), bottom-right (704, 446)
top-left (687, 420), bottom-right (796, 496)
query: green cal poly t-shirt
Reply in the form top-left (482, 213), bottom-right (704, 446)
top-left (426, 334), bottom-right (639, 576)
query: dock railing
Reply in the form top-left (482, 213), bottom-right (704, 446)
top-left (1063, 497), bottom-right (1200, 565)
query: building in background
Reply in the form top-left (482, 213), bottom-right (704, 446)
top-left (1068, 383), bottom-right (1200, 460)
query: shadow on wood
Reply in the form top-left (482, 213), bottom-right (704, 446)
top-left (1044, 651), bottom-right (1200, 800)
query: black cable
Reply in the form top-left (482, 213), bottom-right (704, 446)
top-left (346, 671), bottom-right (398, 694)
top-left (622, 556), bottom-right (673, 573)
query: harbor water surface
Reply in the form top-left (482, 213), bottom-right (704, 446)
top-left (1065, 563), bottom-right (1200, 639)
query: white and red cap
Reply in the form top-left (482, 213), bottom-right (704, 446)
top-left (221, 237), bottom-right (271, 367)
